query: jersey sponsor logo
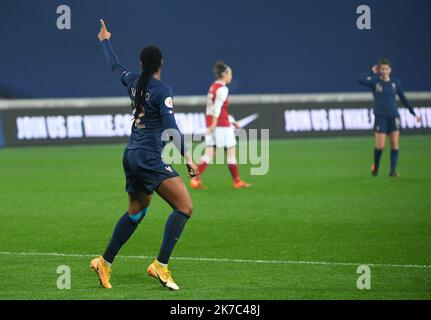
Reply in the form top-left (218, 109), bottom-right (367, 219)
top-left (165, 97), bottom-right (174, 108)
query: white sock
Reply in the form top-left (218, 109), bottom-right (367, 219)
top-left (101, 257), bottom-right (112, 267)
top-left (157, 259), bottom-right (168, 267)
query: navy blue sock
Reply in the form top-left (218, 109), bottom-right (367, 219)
top-left (374, 148), bottom-right (383, 172)
top-left (390, 149), bottom-right (399, 172)
top-left (157, 209), bottom-right (190, 264)
top-left (103, 209), bottom-right (147, 264)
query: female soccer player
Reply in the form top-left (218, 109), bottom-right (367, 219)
top-left (190, 61), bottom-right (251, 189)
top-left (357, 59), bottom-right (421, 177)
top-left (90, 20), bottom-right (199, 291)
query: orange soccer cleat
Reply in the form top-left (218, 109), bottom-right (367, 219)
top-left (189, 177), bottom-right (207, 190)
top-left (233, 179), bottom-right (252, 189)
top-left (147, 259), bottom-right (180, 290)
top-left (90, 256), bottom-right (112, 289)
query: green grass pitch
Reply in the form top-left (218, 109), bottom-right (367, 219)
top-left (0, 136), bottom-right (430, 300)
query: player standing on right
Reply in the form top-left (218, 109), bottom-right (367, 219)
top-left (190, 61), bottom-right (251, 189)
top-left (357, 59), bottom-right (421, 177)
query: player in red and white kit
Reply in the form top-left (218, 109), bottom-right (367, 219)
top-left (190, 61), bottom-right (251, 189)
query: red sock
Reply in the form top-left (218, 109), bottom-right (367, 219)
top-left (228, 164), bottom-right (240, 182)
top-left (198, 162), bottom-right (208, 176)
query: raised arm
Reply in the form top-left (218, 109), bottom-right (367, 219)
top-left (357, 65), bottom-right (379, 88)
top-left (98, 19), bottom-right (137, 87)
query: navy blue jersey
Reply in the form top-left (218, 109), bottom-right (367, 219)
top-left (357, 72), bottom-right (416, 117)
top-left (124, 76), bottom-right (175, 152)
top-left (101, 39), bottom-right (186, 156)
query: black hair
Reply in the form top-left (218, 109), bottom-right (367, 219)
top-left (213, 60), bottom-right (230, 78)
top-left (378, 58), bottom-right (391, 67)
top-left (132, 46), bottom-right (163, 119)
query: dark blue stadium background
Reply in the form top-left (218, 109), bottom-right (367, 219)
top-left (0, 0), bottom-right (430, 98)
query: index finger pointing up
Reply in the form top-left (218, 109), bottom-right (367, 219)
top-left (100, 19), bottom-right (107, 31)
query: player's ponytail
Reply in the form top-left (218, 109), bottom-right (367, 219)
top-left (213, 60), bottom-right (230, 79)
top-left (132, 46), bottom-right (163, 119)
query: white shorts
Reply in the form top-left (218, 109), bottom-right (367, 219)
top-left (205, 126), bottom-right (237, 149)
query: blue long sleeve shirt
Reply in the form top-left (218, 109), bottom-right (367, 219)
top-left (100, 39), bottom-right (187, 156)
top-left (357, 72), bottom-right (416, 117)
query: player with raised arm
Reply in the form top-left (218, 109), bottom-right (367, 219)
top-left (357, 59), bottom-right (421, 177)
top-left (190, 61), bottom-right (251, 189)
top-left (90, 20), bottom-right (199, 291)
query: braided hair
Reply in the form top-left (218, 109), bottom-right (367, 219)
top-left (132, 46), bottom-right (163, 119)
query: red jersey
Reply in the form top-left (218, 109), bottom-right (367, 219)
top-left (206, 81), bottom-right (230, 127)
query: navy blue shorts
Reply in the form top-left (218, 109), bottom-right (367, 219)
top-left (374, 116), bottom-right (401, 134)
top-left (122, 149), bottom-right (179, 194)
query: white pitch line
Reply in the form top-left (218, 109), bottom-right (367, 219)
top-left (0, 251), bottom-right (430, 269)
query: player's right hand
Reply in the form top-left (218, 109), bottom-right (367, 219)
top-left (186, 162), bottom-right (199, 178)
top-left (98, 19), bottom-right (111, 41)
top-left (372, 64), bottom-right (379, 74)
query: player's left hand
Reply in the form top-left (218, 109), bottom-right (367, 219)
top-left (416, 115), bottom-right (422, 123)
top-left (186, 162), bottom-right (199, 178)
